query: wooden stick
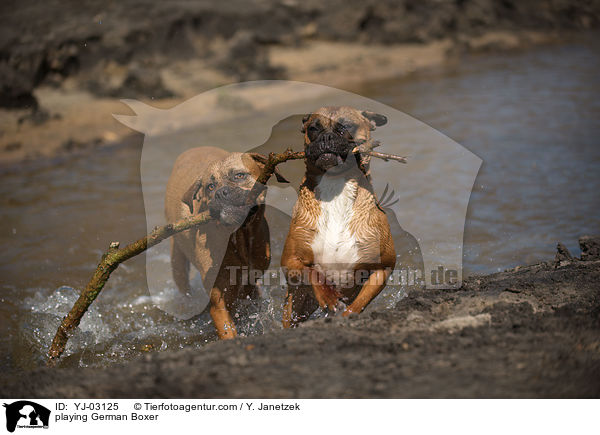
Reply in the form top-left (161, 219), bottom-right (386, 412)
top-left (365, 150), bottom-right (408, 163)
top-left (46, 149), bottom-right (303, 367)
top-left (46, 211), bottom-right (211, 366)
top-left (352, 143), bottom-right (408, 163)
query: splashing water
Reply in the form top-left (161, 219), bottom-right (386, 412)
top-left (16, 276), bottom-right (407, 369)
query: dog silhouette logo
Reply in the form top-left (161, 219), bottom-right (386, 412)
top-left (3, 401), bottom-right (50, 432)
top-left (114, 80), bottom-right (481, 319)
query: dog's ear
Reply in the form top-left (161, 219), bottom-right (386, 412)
top-left (248, 153), bottom-right (290, 183)
top-left (182, 178), bottom-right (203, 214)
top-left (361, 111), bottom-right (388, 130)
top-left (300, 114), bottom-right (310, 133)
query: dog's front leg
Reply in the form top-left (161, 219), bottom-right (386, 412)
top-left (282, 265), bottom-right (319, 328)
top-left (281, 240), bottom-right (319, 327)
top-left (342, 268), bottom-right (391, 316)
top-left (170, 238), bottom-right (191, 294)
top-left (308, 268), bottom-right (342, 311)
top-left (209, 287), bottom-right (237, 339)
top-left (283, 283), bottom-right (318, 328)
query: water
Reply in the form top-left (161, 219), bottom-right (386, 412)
top-left (1, 37), bottom-right (599, 371)
top-left (360, 38), bottom-right (600, 272)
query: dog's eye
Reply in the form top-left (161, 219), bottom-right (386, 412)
top-left (337, 123), bottom-right (354, 135)
top-left (234, 172), bottom-right (248, 180)
top-left (207, 183), bottom-right (216, 191)
top-left (308, 125), bottom-right (319, 133)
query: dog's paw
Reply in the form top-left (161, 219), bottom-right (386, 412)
top-left (342, 306), bottom-right (360, 317)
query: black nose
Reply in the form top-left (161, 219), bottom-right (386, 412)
top-left (215, 186), bottom-right (230, 201)
top-left (321, 132), bottom-right (336, 142)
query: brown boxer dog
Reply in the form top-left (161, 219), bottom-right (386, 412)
top-left (165, 146), bottom-right (287, 339)
top-left (281, 106), bottom-right (396, 327)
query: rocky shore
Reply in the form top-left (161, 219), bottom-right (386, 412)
top-left (2, 236), bottom-right (598, 398)
top-left (1, 0), bottom-right (599, 164)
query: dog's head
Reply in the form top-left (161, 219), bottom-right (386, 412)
top-left (301, 106), bottom-right (387, 174)
top-left (182, 152), bottom-right (287, 227)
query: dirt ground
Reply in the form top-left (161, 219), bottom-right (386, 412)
top-left (2, 237), bottom-right (598, 398)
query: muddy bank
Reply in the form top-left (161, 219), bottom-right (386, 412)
top-left (1, 0), bottom-right (599, 164)
top-left (3, 0), bottom-right (599, 105)
top-left (2, 236), bottom-right (599, 398)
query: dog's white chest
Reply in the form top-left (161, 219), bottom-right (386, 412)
top-left (311, 176), bottom-right (360, 284)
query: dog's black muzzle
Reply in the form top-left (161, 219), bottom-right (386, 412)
top-left (209, 185), bottom-right (258, 226)
top-left (305, 131), bottom-right (352, 172)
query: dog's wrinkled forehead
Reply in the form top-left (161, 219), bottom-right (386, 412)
top-left (302, 106), bottom-right (387, 139)
top-left (204, 152), bottom-right (261, 182)
top-left (309, 106), bottom-right (371, 130)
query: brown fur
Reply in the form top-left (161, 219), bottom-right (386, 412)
top-left (165, 147), bottom-right (272, 339)
top-left (281, 107), bottom-right (396, 326)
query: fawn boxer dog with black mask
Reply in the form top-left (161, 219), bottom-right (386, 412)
top-left (281, 106), bottom-right (396, 327)
top-left (165, 146), bottom-right (287, 339)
